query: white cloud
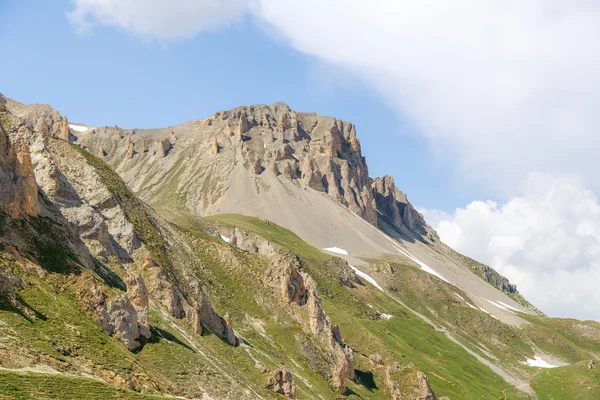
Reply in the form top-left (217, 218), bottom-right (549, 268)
top-left (67, 0), bottom-right (254, 40)
top-left (421, 173), bottom-right (600, 320)
top-left (255, 1), bottom-right (600, 194)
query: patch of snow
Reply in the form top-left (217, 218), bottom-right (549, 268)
top-left (491, 315), bottom-right (499, 320)
top-left (376, 209), bottom-right (384, 216)
top-left (482, 298), bottom-right (515, 314)
top-left (466, 302), bottom-right (479, 310)
top-left (497, 300), bottom-right (522, 313)
top-left (291, 153), bottom-right (299, 160)
top-left (380, 313), bottom-right (392, 319)
top-left (394, 246), bottom-right (450, 283)
top-left (366, 304), bottom-right (373, 308)
top-left (454, 292), bottom-right (465, 301)
top-left (68, 123), bottom-right (89, 133)
top-left (220, 234), bottom-right (231, 243)
top-left (349, 264), bottom-right (384, 291)
top-left (323, 246), bottom-right (348, 255)
top-left (478, 307), bottom-right (490, 314)
top-left (523, 356), bottom-right (558, 368)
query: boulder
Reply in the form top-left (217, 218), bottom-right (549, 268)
top-left (265, 368), bottom-right (296, 399)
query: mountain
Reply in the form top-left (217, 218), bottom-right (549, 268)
top-left (0, 94), bottom-right (598, 399)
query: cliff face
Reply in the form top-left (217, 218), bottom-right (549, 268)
top-left (207, 103), bottom-right (378, 225)
top-left (371, 175), bottom-right (433, 237)
top-left (73, 102), bottom-right (441, 240)
top-left (0, 109), bottom-right (42, 219)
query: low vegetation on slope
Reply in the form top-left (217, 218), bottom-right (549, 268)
top-left (206, 214), bottom-right (530, 399)
top-left (0, 131), bottom-right (598, 399)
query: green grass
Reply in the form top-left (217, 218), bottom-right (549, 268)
top-left (531, 362), bottom-right (600, 399)
top-left (0, 371), bottom-right (171, 400)
top-left (207, 213), bottom-right (329, 263)
top-left (205, 214), bottom-right (532, 399)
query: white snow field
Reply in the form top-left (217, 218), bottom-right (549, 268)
top-left (68, 123), bottom-right (89, 132)
top-left (323, 247), bottom-right (348, 255)
top-left (349, 264), bottom-right (384, 291)
top-left (523, 356), bottom-right (558, 368)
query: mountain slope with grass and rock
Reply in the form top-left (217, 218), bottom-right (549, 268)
top-left (0, 93), bottom-right (598, 399)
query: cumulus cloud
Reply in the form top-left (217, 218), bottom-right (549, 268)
top-left (67, 0), bottom-right (254, 40)
top-left (421, 173), bottom-right (600, 320)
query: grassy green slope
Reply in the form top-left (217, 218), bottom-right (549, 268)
top-left (531, 362), bottom-right (600, 399)
top-left (206, 214), bottom-right (531, 400)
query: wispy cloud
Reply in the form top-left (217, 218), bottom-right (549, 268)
top-left (67, 0), bottom-right (255, 40)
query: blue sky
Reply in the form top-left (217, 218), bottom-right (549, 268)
top-left (0, 0), bottom-right (469, 212)
top-left (3, 1), bottom-right (600, 318)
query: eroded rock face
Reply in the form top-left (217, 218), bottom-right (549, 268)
top-left (265, 368), bottom-right (296, 399)
top-left (82, 274), bottom-right (152, 350)
top-left (143, 255), bottom-right (186, 318)
top-left (28, 136), bottom-right (140, 261)
top-left (55, 117), bottom-right (70, 141)
top-left (102, 294), bottom-right (141, 350)
top-left (158, 138), bottom-right (171, 157)
top-left (125, 274), bottom-right (151, 339)
top-left (224, 227), bottom-right (354, 393)
top-left (0, 121), bottom-right (42, 218)
top-left (125, 136), bottom-right (135, 159)
top-left (371, 175), bottom-right (432, 236)
top-left (385, 362), bottom-right (437, 400)
top-left (141, 255), bottom-right (237, 346)
top-left (0, 268), bottom-right (27, 308)
top-left (83, 280), bottom-right (141, 350)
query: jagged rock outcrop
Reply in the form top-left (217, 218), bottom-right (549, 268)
top-left (0, 268), bottom-right (27, 308)
top-left (158, 138), bottom-right (171, 157)
top-left (253, 158), bottom-right (264, 175)
top-left (141, 255), bottom-right (237, 346)
top-left (97, 146), bottom-right (106, 157)
top-left (125, 274), bottom-right (151, 339)
top-left (385, 362), bottom-right (437, 400)
top-left (125, 136), bottom-right (135, 158)
top-left (0, 119), bottom-right (42, 218)
top-left (55, 116), bottom-right (70, 141)
top-left (265, 368), bottom-right (296, 399)
top-left (81, 278), bottom-right (143, 350)
top-left (372, 175), bottom-right (432, 236)
top-left (222, 227), bottom-right (354, 393)
top-left (210, 138), bottom-right (219, 155)
top-left (181, 270), bottom-right (237, 346)
top-left (142, 255), bottom-right (185, 317)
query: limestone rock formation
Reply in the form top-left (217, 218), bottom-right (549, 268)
top-left (142, 255), bottom-right (185, 318)
top-left (97, 146), bottom-right (106, 157)
top-left (0, 121), bottom-right (42, 218)
top-left (210, 138), bottom-right (219, 155)
top-left (125, 274), bottom-right (151, 339)
top-left (223, 227), bottom-right (354, 393)
top-left (125, 136), bottom-right (135, 159)
top-left (385, 362), bottom-right (437, 400)
top-left (158, 138), bottom-right (171, 157)
top-left (141, 255), bottom-right (237, 346)
top-left (82, 280), bottom-right (143, 351)
top-left (56, 116), bottom-right (70, 141)
top-left (372, 175), bottom-right (431, 236)
top-left (265, 368), bottom-right (296, 399)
